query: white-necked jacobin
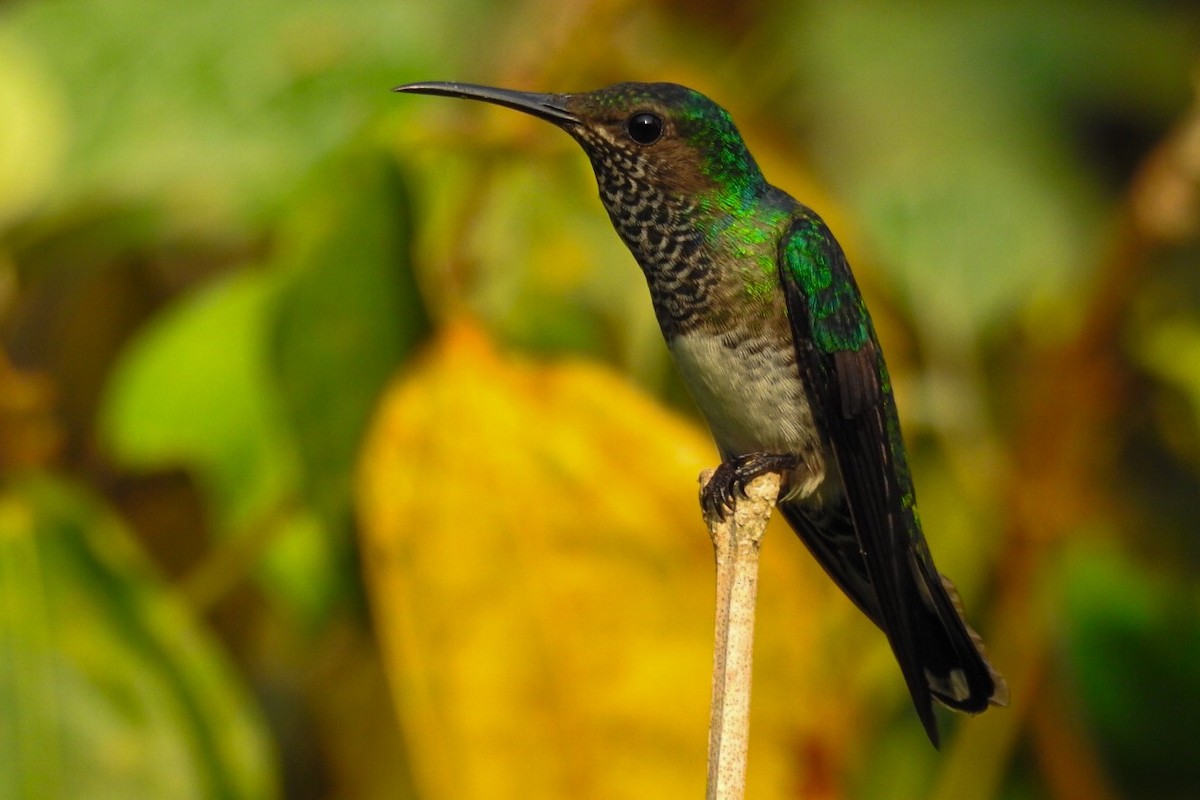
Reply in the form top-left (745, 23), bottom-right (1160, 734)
top-left (394, 80), bottom-right (1008, 747)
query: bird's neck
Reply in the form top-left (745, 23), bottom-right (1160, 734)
top-left (597, 181), bottom-right (712, 337)
top-left (598, 177), bottom-right (795, 338)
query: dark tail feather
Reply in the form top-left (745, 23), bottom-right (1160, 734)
top-left (779, 501), bottom-right (1007, 744)
top-left (907, 553), bottom-right (1009, 714)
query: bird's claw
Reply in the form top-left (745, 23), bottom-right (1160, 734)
top-left (701, 452), bottom-right (798, 521)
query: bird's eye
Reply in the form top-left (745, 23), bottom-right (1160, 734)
top-left (626, 112), bottom-right (663, 145)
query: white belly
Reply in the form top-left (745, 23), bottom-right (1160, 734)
top-left (668, 331), bottom-right (817, 458)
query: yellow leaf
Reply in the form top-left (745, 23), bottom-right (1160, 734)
top-left (356, 321), bottom-right (875, 799)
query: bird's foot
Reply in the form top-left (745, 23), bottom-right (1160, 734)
top-left (701, 452), bottom-right (799, 521)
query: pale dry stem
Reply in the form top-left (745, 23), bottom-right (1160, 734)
top-left (700, 470), bottom-right (781, 800)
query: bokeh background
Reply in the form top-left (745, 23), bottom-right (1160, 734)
top-left (1, 0), bottom-right (1199, 798)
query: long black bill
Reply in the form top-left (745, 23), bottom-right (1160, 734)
top-left (393, 81), bottom-right (577, 126)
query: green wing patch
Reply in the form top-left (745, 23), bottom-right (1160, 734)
top-left (780, 213), bottom-right (871, 355)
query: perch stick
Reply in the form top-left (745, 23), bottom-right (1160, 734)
top-left (701, 470), bottom-right (781, 800)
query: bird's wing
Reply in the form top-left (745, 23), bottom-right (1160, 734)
top-left (776, 210), bottom-right (1002, 745)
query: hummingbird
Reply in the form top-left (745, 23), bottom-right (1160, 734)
top-left (394, 80), bottom-right (1007, 746)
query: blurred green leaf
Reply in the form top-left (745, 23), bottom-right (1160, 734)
top-left (94, 267), bottom-right (346, 626)
top-left (270, 149), bottom-right (429, 532)
top-left (259, 149), bottom-right (430, 625)
top-left (97, 269), bottom-right (298, 532)
top-left (0, 475), bottom-right (277, 799)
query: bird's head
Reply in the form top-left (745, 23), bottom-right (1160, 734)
top-left (395, 81), bottom-right (768, 215)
